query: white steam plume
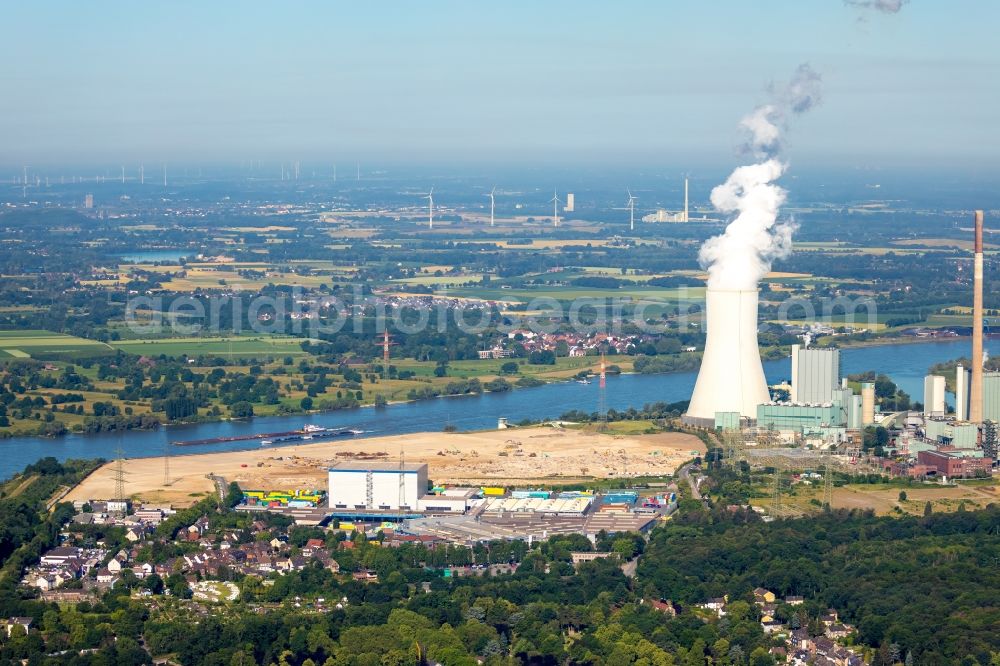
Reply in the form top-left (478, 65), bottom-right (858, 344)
top-left (699, 64), bottom-right (822, 291)
top-left (845, 0), bottom-right (907, 15)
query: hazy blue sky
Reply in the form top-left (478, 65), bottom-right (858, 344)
top-left (1, 1), bottom-right (997, 168)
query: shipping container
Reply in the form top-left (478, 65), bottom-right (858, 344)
top-left (481, 487), bottom-right (505, 496)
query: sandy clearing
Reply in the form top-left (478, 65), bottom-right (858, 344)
top-left (66, 427), bottom-right (703, 507)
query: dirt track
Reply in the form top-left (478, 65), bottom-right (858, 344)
top-left (66, 426), bottom-right (704, 507)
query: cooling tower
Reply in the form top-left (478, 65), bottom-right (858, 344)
top-left (684, 288), bottom-right (770, 427)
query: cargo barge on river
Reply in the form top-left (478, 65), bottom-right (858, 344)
top-left (173, 424), bottom-right (363, 447)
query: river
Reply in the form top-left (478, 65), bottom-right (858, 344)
top-left (2, 338), bottom-right (996, 480)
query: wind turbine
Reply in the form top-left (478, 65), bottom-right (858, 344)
top-left (550, 190), bottom-right (561, 227)
top-left (424, 187), bottom-right (435, 229)
top-left (486, 186), bottom-right (496, 227)
top-left (626, 189), bottom-right (637, 231)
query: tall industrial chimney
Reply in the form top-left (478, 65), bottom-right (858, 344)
top-left (684, 288), bottom-right (770, 426)
top-left (683, 177), bottom-right (689, 223)
top-left (970, 210), bottom-right (985, 423)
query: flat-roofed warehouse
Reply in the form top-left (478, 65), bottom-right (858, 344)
top-left (328, 462), bottom-right (428, 511)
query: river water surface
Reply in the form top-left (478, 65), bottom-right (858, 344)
top-left (2, 338), bottom-right (995, 480)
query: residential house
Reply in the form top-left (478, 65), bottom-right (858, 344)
top-left (761, 619), bottom-right (785, 635)
top-left (647, 599), bottom-right (676, 617)
top-left (699, 596), bottom-right (727, 617)
top-left (96, 569), bottom-right (117, 585)
top-left (759, 604), bottom-right (778, 624)
top-left (32, 576), bottom-right (56, 592)
top-left (826, 623), bottom-right (853, 639)
top-left (302, 538), bottom-right (325, 557)
top-left (1, 618), bottom-right (32, 637)
top-left (134, 563), bottom-right (154, 579)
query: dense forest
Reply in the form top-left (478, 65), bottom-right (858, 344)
top-left (643, 474), bottom-right (1000, 665)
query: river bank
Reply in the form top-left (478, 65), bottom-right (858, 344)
top-left (2, 337), bottom-right (996, 481)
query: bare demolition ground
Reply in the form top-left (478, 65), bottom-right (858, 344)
top-left (66, 427), bottom-right (704, 507)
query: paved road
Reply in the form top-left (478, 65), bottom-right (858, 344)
top-left (208, 474), bottom-right (228, 505)
top-left (678, 463), bottom-right (703, 501)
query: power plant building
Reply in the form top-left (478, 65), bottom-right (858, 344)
top-left (790, 345), bottom-right (840, 404)
top-left (923, 374), bottom-right (947, 417)
top-left (924, 419), bottom-right (978, 448)
top-left (832, 387), bottom-right (862, 430)
top-left (641, 178), bottom-right (689, 223)
top-left (953, 368), bottom-right (999, 422)
top-left (983, 372), bottom-right (1000, 422)
top-left (328, 462), bottom-right (428, 511)
top-left (956, 365), bottom-right (971, 421)
top-left (756, 387), bottom-right (859, 435)
top-left (861, 382), bottom-right (876, 425)
top-left (564, 193), bottom-right (575, 213)
top-left (756, 403), bottom-right (839, 432)
top-left (714, 411), bottom-right (742, 431)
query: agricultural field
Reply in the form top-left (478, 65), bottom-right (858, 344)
top-left (444, 285), bottom-right (707, 304)
top-left (923, 313), bottom-right (975, 327)
top-left (391, 273), bottom-right (485, 286)
top-left (110, 335), bottom-right (313, 359)
top-left (892, 237), bottom-right (999, 251)
top-left (493, 239), bottom-right (611, 248)
top-left (0, 330), bottom-right (112, 359)
top-left (395, 355), bottom-right (622, 381)
top-left (158, 268), bottom-right (332, 291)
top-left (758, 480), bottom-right (1000, 517)
top-left (0, 305), bottom-right (46, 313)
